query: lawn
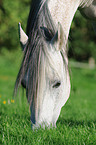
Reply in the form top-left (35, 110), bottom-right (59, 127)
top-left (0, 49), bottom-right (96, 145)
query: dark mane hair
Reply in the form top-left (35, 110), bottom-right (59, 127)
top-left (14, 0), bottom-right (57, 105)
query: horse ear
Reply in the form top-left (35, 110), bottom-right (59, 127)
top-left (18, 23), bottom-right (28, 50)
top-left (51, 22), bottom-right (64, 50)
top-left (57, 22), bottom-right (64, 50)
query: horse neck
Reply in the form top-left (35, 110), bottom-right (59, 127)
top-left (47, 0), bottom-right (91, 40)
top-left (47, 0), bottom-right (80, 39)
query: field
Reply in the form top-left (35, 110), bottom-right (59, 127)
top-left (0, 50), bottom-right (96, 145)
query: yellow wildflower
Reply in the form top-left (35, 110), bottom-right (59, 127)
top-left (0, 95), bottom-right (1, 98)
top-left (11, 99), bottom-right (14, 103)
top-left (3, 101), bottom-right (6, 104)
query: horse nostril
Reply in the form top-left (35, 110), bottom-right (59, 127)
top-left (52, 81), bottom-right (61, 88)
top-left (21, 79), bottom-right (26, 89)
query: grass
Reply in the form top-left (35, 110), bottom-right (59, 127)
top-left (0, 49), bottom-right (96, 145)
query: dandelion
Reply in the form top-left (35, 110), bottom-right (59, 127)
top-left (3, 101), bottom-right (6, 104)
top-left (11, 99), bottom-right (14, 103)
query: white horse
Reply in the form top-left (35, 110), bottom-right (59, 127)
top-left (15, 0), bottom-right (96, 129)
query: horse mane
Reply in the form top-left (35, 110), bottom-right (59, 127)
top-left (14, 0), bottom-right (68, 108)
top-left (26, 0), bottom-right (45, 36)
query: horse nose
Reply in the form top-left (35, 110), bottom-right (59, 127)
top-left (21, 79), bottom-right (26, 88)
top-left (21, 78), bottom-right (28, 100)
top-left (31, 115), bottom-right (36, 124)
top-left (21, 74), bottom-right (28, 89)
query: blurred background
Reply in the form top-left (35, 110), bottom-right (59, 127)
top-left (0, 0), bottom-right (96, 61)
top-left (0, 0), bottom-right (30, 53)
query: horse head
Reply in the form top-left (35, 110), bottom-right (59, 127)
top-left (18, 22), bottom-right (70, 128)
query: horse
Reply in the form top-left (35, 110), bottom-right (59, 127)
top-left (14, 0), bottom-right (96, 129)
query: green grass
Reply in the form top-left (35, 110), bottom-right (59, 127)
top-left (0, 50), bottom-right (96, 145)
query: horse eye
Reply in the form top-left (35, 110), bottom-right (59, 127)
top-left (52, 81), bottom-right (61, 88)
